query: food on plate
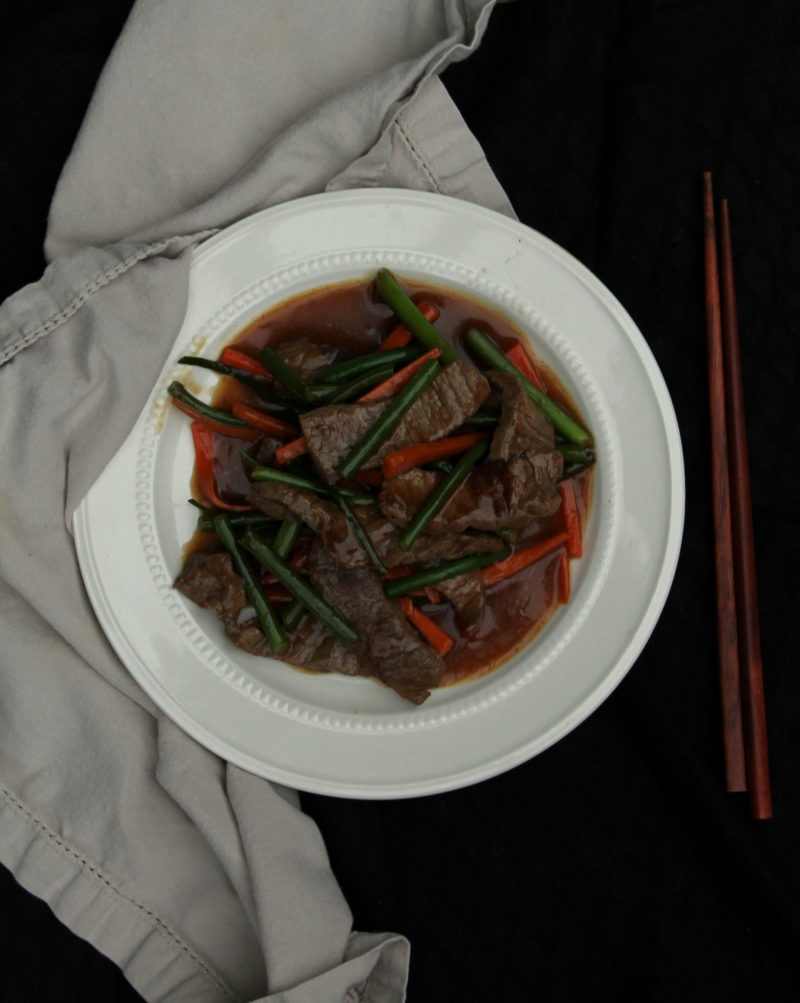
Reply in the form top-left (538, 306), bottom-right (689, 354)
top-left (171, 270), bottom-right (594, 704)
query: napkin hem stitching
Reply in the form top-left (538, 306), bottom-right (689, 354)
top-left (0, 240), bottom-right (171, 367)
top-left (394, 116), bottom-right (448, 197)
top-left (0, 785), bottom-right (238, 1002)
top-left (1, 228), bottom-right (216, 367)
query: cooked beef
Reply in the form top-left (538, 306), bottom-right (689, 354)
top-left (247, 483), bottom-right (506, 571)
top-left (299, 399), bottom-right (386, 483)
top-left (299, 359), bottom-right (490, 483)
top-left (487, 370), bottom-right (555, 460)
top-left (435, 570), bottom-right (487, 629)
top-left (176, 543), bottom-right (443, 700)
top-left (247, 481), bottom-right (365, 566)
top-left (255, 436), bottom-right (282, 466)
top-left (174, 551), bottom-right (274, 656)
top-left (376, 358), bottom-right (490, 459)
top-left (174, 549), bottom-right (359, 673)
top-left (284, 615), bottom-right (360, 677)
top-left (354, 507), bottom-right (506, 568)
top-left (275, 337), bottom-right (340, 384)
top-left (174, 551), bottom-right (241, 619)
top-left (307, 540), bottom-right (445, 703)
top-left (379, 450), bottom-right (564, 532)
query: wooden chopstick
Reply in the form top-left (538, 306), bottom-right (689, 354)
top-left (703, 172), bottom-right (747, 794)
top-left (717, 198), bottom-right (773, 819)
top-left (703, 173), bottom-right (772, 817)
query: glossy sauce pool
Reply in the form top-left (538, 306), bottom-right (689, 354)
top-left (190, 276), bottom-right (594, 688)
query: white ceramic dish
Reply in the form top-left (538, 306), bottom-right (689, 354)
top-left (74, 188), bottom-right (684, 798)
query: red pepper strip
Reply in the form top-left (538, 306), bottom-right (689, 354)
top-left (380, 300), bottom-right (440, 350)
top-left (275, 346), bottom-right (442, 465)
top-left (506, 342), bottom-right (546, 392)
top-left (190, 422), bottom-right (252, 511)
top-left (173, 398), bottom-right (261, 440)
top-left (347, 468), bottom-right (385, 488)
top-left (558, 479), bottom-right (583, 557)
top-left (482, 531), bottom-right (568, 588)
top-left (230, 402), bottom-right (299, 438)
top-left (220, 347), bottom-right (272, 378)
top-left (381, 432), bottom-right (488, 479)
top-left (274, 435), bottom-right (308, 467)
top-left (557, 549), bottom-right (571, 604)
top-left (398, 597), bottom-right (455, 657)
top-left (358, 347), bottom-right (441, 403)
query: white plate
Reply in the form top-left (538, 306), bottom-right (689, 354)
top-left (74, 189), bottom-right (684, 799)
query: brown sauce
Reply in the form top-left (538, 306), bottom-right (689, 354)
top-left (189, 276), bottom-right (594, 688)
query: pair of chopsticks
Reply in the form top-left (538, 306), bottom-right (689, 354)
top-left (702, 173), bottom-right (771, 819)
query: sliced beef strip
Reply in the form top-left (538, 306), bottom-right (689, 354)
top-left (307, 540), bottom-right (445, 704)
top-left (275, 336), bottom-right (341, 384)
top-left (224, 601), bottom-right (359, 675)
top-left (299, 399), bottom-right (386, 484)
top-left (487, 370), bottom-right (555, 460)
top-left (299, 359), bottom-right (490, 483)
top-left (174, 550), bottom-right (274, 657)
top-left (435, 570), bottom-right (487, 630)
top-left (283, 615), bottom-right (359, 677)
top-left (249, 482), bottom-right (505, 570)
top-left (175, 550), bottom-right (243, 617)
top-left (247, 481), bottom-right (365, 567)
top-left (375, 358), bottom-right (490, 460)
top-left (379, 450), bottom-right (563, 533)
top-left (355, 507), bottom-right (505, 569)
top-left (174, 550), bottom-right (359, 674)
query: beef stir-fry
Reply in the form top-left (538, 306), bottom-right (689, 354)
top-left (171, 270), bottom-right (594, 704)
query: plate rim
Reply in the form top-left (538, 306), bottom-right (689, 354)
top-left (74, 187), bottom-right (685, 798)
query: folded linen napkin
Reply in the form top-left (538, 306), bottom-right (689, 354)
top-left (0, 2), bottom-right (513, 1000)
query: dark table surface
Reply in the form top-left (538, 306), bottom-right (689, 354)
top-left (2, 2), bottom-right (798, 1001)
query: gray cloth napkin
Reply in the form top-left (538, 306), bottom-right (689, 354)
top-left (0, 2), bottom-right (513, 1001)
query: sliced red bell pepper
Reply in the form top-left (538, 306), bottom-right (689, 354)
top-left (274, 435), bottom-right (308, 467)
top-left (357, 347), bottom-right (441, 403)
top-left (220, 347), bottom-right (272, 378)
top-left (380, 300), bottom-right (440, 350)
top-left (482, 531), bottom-right (568, 588)
top-left (557, 549), bottom-right (571, 603)
top-left (230, 402), bottom-right (298, 438)
top-left (381, 433), bottom-right (487, 479)
top-left (558, 479), bottom-right (583, 558)
top-left (506, 342), bottom-right (547, 392)
top-left (398, 597), bottom-right (455, 657)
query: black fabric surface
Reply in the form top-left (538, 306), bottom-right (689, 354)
top-left (2, 2), bottom-right (798, 1001)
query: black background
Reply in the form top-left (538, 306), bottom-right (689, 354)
top-left (2, 1), bottom-right (799, 1001)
